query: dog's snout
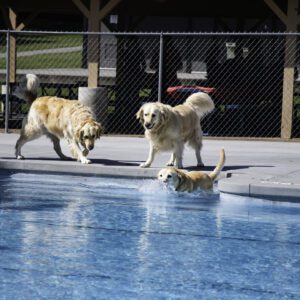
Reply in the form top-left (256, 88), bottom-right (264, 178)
top-left (88, 145), bottom-right (94, 150)
top-left (145, 122), bottom-right (155, 130)
top-left (159, 178), bottom-right (168, 183)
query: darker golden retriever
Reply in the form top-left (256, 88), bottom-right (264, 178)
top-left (14, 74), bottom-right (102, 164)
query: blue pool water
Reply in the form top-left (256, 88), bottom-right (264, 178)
top-left (0, 172), bottom-right (299, 300)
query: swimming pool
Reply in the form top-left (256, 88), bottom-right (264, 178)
top-left (0, 172), bottom-right (299, 299)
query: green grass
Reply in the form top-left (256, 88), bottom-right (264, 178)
top-left (0, 34), bottom-right (83, 68)
top-left (0, 34), bottom-right (82, 53)
top-left (17, 34), bottom-right (82, 51)
top-left (0, 51), bottom-right (82, 69)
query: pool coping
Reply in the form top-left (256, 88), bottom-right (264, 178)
top-left (0, 159), bottom-right (159, 179)
top-left (218, 174), bottom-right (300, 202)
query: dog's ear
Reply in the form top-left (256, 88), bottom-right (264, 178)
top-left (75, 128), bottom-right (84, 141)
top-left (136, 106), bottom-right (144, 122)
top-left (175, 169), bottom-right (186, 189)
top-left (159, 105), bottom-right (170, 124)
top-left (176, 169), bottom-right (183, 180)
top-left (173, 169), bottom-right (183, 191)
top-left (75, 125), bottom-right (80, 140)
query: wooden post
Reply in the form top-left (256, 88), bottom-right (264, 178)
top-left (87, 0), bottom-right (101, 88)
top-left (281, 0), bottom-right (298, 139)
top-left (87, 0), bottom-right (121, 87)
top-left (0, 6), bottom-right (40, 83)
top-left (72, 0), bottom-right (122, 87)
top-left (264, 0), bottom-right (299, 139)
top-left (8, 8), bottom-right (17, 84)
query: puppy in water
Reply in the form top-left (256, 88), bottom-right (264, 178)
top-left (158, 148), bottom-right (225, 192)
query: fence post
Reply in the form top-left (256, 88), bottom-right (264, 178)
top-left (5, 30), bottom-right (11, 134)
top-left (280, 0), bottom-right (298, 139)
top-left (281, 34), bottom-right (296, 139)
top-left (158, 32), bottom-right (164, 103)
top-left (87, 0), bottom-right (101, 88)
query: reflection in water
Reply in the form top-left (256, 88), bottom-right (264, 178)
top-left (136, 180), bottom-right (221, 279)
top-left (4, 175), bottom-right (98, 271)
top-left (137, 180), bottom-right (173, 272)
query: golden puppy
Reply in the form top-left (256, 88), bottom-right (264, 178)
top-left (136, 92), bottom-right (214, 168)
top-left (14, 74), bottom-right (102, 164)
top-left (158, 148), bottom-right (225, 192)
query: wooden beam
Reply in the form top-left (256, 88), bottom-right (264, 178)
top-left (7, 7), bottom-right (17, 83)
top-left (88, 62), bottom-right (99, 87)
top-left (3, 6), bottom-right (40, 82)
top-left (72, 0), bottom-right (103, 87)
top-left (1, 5), bottom-right (40, 30)
top-left (89, 0), bottom-right (100, 31)
top-left (9, 6), bottom-right (17, 29)
top-left (286, 0), bottom-right (299, 30)
top-left (281, 67), bottom-right (295, 139)
top-left (88, 0), bottom-right (101, 87)
top-left (16, 10), bottom-right (40, 31)
top-left (280, 0), bottom-right (298, 139)
top-left (264, 0), bottom-right (288, 25)
top-left (98, 0), bottom-right (122, 21)
top-left (72, 0), bottom-right (90, 19)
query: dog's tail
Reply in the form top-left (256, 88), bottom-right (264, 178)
top-left (13, 73), bottom-right (40, 105)
top-left (209, 148), bottom-right (226, 182)
top-left (184, 92), bottom-right (215, 118)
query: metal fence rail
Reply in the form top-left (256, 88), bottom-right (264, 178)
top-left (1, 30), bottom-right (300, 138)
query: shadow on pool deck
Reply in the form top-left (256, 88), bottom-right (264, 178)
top-left (1, 157), bottom-right (141, 167)
top-left (185, 165), bottom-right (273, 171)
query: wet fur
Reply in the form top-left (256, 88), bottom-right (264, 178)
top-left (158, 148), bottom-right (225, 192)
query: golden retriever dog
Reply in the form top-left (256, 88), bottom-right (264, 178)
top-left (14, 74), bottom-right (102, 164)
top-left (158, 148), bottom-right (225, 192)
top-left (136, 92), bottom-right (215, 168)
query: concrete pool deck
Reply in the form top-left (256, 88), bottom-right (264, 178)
top-left (0, 133), bottom-right (300, 201)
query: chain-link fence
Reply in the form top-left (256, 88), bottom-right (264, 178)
top-left (1, 30), bottom-right (300, 138)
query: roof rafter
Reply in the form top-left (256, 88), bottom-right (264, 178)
top-left (72, 0), bottom-right (90, 18)
top-left (264, 0), bottom-right (288, 25)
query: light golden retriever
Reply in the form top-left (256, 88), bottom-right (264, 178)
top-left (136, 92), bottom-right (215, 168)
top-left (158, 148), bottom-right (225, 192)
top-left (14, 74), bottom-right (102, 164)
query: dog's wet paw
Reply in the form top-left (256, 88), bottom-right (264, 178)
top-left (16, 155), bottom-right (25, 160)
top-left (197, 163), bottom-right (205, 167)
top-left (166, 162), bottom-right (174, 166)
